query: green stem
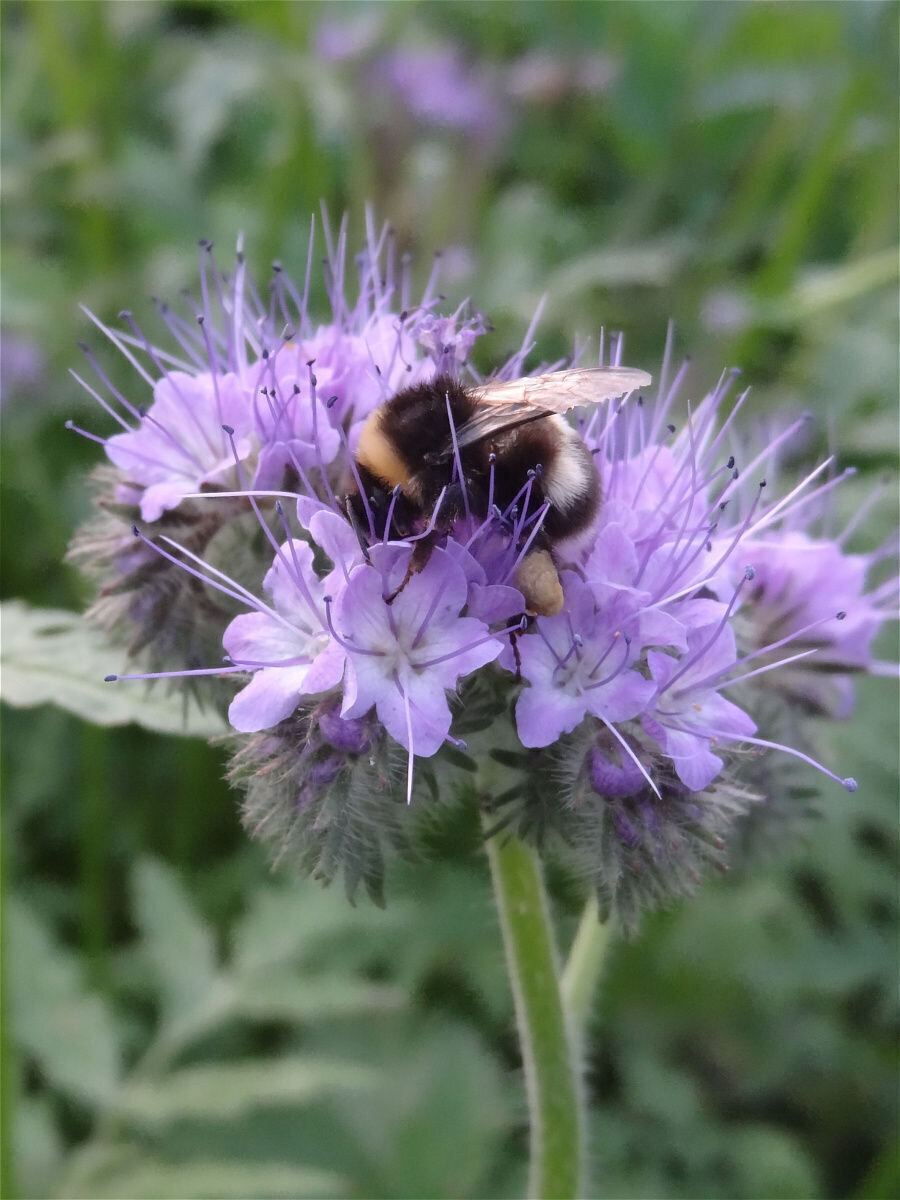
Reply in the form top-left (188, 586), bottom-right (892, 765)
top-left (561, 893), bottom-right (613, 1032)
top-left (483, 819), bottom-right (584, 1199)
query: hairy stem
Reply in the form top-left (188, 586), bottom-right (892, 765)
top-left (561, 892), bottom-right (613, 1031)
top-left (483, 818), bottom-right (584, 1199)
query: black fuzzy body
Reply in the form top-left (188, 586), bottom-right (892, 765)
top-left (349, 373), bottom-right (600, 549)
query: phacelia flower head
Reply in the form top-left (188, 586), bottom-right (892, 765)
top-left (73, 228), bottom-right (897, 923)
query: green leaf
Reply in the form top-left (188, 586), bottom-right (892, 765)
top-left (118, 1056), bottom-right (375, 1125)
top-left (67, 1154), bottom-right (347, 1199)
top-left (12, 1095), bottom-right (64, 1200)
top-left (230, 973), bottom-right (407, 1024)
top-left (131, 858), bottom-right (218, 1018)
top-left (728, 1125), bottom-right (820, 1200)
top-left (230, 878), bottom-right (411, 975)
top-left (6, 899), bottom-right (121, 1105)
top-left (0, 602), bottom-right (226, 737)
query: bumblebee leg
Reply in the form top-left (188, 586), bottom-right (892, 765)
top-left (385, 532), bottom-right (436, 604)
top-left (510, 628), bottom-right (523, 683)
top-left (343, 494), bottom-right (371, 564)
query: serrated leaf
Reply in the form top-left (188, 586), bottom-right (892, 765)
top-left (6, 899), bottom-right (121, 1105)
top-left (119, 1056), bottom-right (375, 1125)
top-left (131, 858), bottom-right (218, 1018)
top-left (0, 602), bottom-right (226, 737)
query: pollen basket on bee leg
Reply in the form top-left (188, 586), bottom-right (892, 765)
top-left (515, 549), bottom-right (565, 617)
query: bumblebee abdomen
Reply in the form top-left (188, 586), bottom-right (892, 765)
top-left (485, 416), bottom-right (599, 540)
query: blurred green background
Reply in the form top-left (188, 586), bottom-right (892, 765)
top-left (2, 2), bottom-right (898, 1198)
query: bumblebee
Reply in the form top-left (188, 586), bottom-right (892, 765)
top-left (347, 366), bottom-right (651, 615)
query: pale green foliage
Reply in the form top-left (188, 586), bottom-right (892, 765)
top-left (0, 601), bottom-right (226, 737)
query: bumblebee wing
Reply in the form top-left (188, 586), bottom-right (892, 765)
top-left (449, 365), bottom-right (652, 454)
top-left (449, 400), bottom-right (551, 454)
top-left (469, 365), bottom-right (652, 416)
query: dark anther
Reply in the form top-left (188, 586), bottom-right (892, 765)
top-left (667, 423), bottom-right (676, 434)
top-left (222, 423), bottom-right (235, 435)
top-left (836, 611), bottom-right (847, 620)
top-left (327, 395), bottom-right (338, 409)
top-left (759, 479), bottom-right (767, 488)
top-left (132, 525), bottom-right (140, 536)
top-left (727, 455), bottom-right (735, 469)
top-left (118, 309), bottom-right (131, 320)
top-left (104, 674), bottom-right (118, 682)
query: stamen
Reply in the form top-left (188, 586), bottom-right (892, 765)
top-left (597, 716), bottom-right (661, 799)
top-left (588, 638), bottom-right (628, 686)
top-left (409, 486), bottom-right (448, 542)
top-left (444, 389), bottom-right (471, 524)
top-left (663, 566), bottom-right (755, 695)
top-left (504, 503), bottom-right (551, 584)
top-left (718, 611), bottom-right (848, 680)
top-left (382, 484), bottom-right (403, 545)
top-left (68, 369), bottom-right (134, 431)
top-left (105, 664), bottom-right (246, 682)
top-left (322, 595), bottom-right (384, 656)
top-left (678, 723), bottom-right (857, 791)
top-left (410, 572), bottom-right (447, 648)
top-left (64, 420), bottom-right (106, 446)
top-left (711, 648), bottom-right (819, 691)
top-left (402, 682), bottom-right (415, 805)
top-left (220, 424), bottom-right (325, 625)
top-left (412, 617), bottom-right (526, 670)
top-left (76, 338), bottom-right (143, 421)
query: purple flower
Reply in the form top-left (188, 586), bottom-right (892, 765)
top-left (644, 620), bottom-right (757, 792)
top-left (332, 546), bottom-right (504, 758)
top-left (70, 224), bottom-right (487, 528)
top-left (78, 228), bottom-right (895, 911)
top-left (368, 45), bottom-right (504, 139)
top-left (513, 574), bottom-right (655, 749)
top-left (105, 370), bottom-right (254, 522)
top-left (224, 538), bottom-right (344, 733)
top-left (734, 531), bottom-right (895, 715)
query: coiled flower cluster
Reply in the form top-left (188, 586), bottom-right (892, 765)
top-left (69, 217), bottom-right (896, 924)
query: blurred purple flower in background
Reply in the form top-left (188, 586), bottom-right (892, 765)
top-left (368, 44), bottom-right (505, 140)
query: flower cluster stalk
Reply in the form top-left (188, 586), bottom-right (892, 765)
top-left (484, 817), bottom-right (584, 1200)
